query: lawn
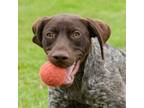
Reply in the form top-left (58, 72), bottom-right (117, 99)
top-left (18, 0), bottom-right (125, 108)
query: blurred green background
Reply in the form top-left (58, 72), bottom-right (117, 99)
top-left (18, 0), bottom-right (125, 108)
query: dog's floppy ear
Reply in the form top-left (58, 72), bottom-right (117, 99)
top-left (32, 17), bottom-right (50, 47)
top-left (81, 18), bottom-right (111, 59)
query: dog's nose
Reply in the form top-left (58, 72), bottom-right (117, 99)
top-left (51, 51), bottom-right (69, 61)
top-left (53, 55), bottom-right (69, 61)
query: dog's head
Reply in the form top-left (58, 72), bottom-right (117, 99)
top-left (32, 14), bottom-right (111, 86)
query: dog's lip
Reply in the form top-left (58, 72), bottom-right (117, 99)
top-left (64, 60), bottom-right (80, 85)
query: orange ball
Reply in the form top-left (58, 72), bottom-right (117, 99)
top-left (39, 62), bottom-right (67, 87)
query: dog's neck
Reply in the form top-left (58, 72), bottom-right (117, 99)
top-left (72, 38), bottom-right (105, 89)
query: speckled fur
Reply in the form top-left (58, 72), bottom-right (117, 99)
top-left (48, 38), bottom-right (126, 108)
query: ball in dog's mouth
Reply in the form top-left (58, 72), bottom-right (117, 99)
top-left (39, 61), bottom-right (80, 87)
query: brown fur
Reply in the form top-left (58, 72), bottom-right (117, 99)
top-left (32, 14), bottom-right (111, 67)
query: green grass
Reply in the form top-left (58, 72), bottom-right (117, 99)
top-left (18, 0), bottom-right (125, 108)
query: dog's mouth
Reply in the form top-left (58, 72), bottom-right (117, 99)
top-left (63, 60), bottom-right (81, 86)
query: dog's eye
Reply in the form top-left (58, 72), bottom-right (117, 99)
top-left (46, 32), bottom-right (55, 39)
top-left (71, 31), bottom-right (81, 39)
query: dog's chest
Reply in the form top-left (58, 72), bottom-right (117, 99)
top-left (63, 85), bottom-right (87, 103)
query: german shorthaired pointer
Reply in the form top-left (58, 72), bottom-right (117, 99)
top-left (32, 14), bottom-right (126, 108)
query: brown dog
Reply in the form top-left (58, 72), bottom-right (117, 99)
top-left (32, 14), bottom-right (111, 86)
top-left (32, 14), bottom-right (125, 108)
